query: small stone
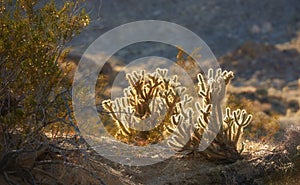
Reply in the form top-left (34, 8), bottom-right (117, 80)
top-left (250, 25), bottom-right (260, 34)
top-left (261, 22), bottom-right (273, 33)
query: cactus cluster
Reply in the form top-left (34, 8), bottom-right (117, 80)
top-left (102, 64), bottom-right (252, 162)
top-left (168, 69), bottom-right (252, 162)
top-left (102, 68), bottom-right (192, 144)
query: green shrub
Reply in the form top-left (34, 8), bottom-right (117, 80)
top-left (0, 0), bottom-right (89, 169)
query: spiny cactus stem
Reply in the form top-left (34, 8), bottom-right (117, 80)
top-left (216, 104), bottom-right (224, 133)
top-left (103, 101), bottom-right (131, 136)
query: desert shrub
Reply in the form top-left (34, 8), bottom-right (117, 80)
top-left (248, 112), bottom-right (280, 141)
top-left (0, 0), bottom-right (90, 182)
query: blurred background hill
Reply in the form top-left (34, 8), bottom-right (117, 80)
top-left (70, 0), bottom-right (300, 57)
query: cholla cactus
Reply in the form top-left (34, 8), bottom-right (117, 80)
top-left (102, 68), bottom-right (193, 144)
top-left (168, 68), bottom-right (252, 162)
top-left (166, 99), bottom-right (195, 151)
top-left (103, 65), bottom-right (252, 162)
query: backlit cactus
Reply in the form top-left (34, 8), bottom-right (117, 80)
top-left (102, 66), bottom-right (252, 162)
top-left (102, 68), bottom-right (193, 143)
top-left (168, 68), bottom-right (252, 162)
